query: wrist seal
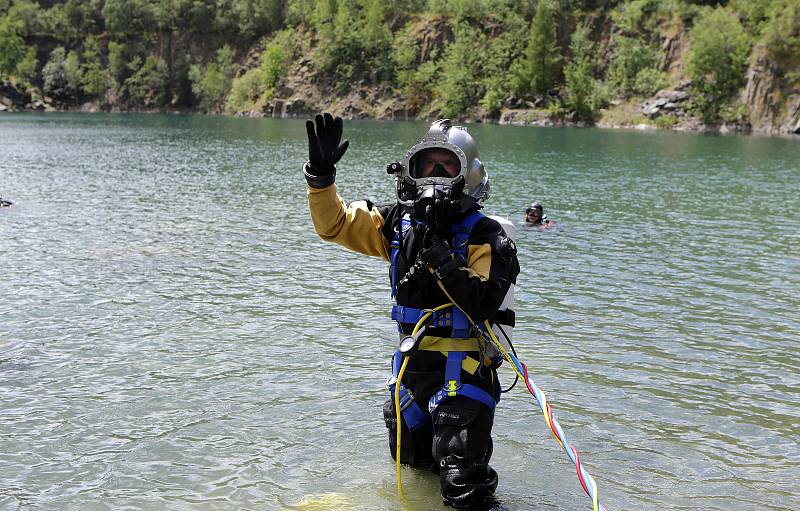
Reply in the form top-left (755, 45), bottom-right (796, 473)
top-left (303, 161), bottom-right (336, 189)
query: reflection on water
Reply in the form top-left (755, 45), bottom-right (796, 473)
top-left (1, 114), bottom-right (799, 511)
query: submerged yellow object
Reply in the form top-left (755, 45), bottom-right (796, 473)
top-left (287, 493), bottom-right (353, 511)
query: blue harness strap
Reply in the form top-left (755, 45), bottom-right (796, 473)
top-left (387, 351), bottom-right (429, 431)
top-left (428, 351), bottom-right (498, 415)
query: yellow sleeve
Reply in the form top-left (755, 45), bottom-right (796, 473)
top-left (307, 184), bottom-right (391, 261)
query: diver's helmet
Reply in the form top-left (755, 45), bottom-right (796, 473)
top-left (388, 119), bottom-right (489, 223)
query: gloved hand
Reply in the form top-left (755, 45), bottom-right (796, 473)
top-left (419, 235), bottom-right (457, 279)
top-left (304, 112), bottom-right (349, 189)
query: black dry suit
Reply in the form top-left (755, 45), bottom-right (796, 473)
top-left (306, 182), bottom-right (520, 508)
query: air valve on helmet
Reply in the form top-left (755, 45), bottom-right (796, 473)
top-left (386, 162), bottom-right (404, 174)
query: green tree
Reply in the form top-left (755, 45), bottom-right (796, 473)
top-left (81, 35), bottom-right (108, 102)
top-left (511, 0), bottom-right (562, 97)
top-left (15, 46), bottom-right (37, 82)
top-left (564, 25), bottom-right (596, 120)
top-left (0, 11), bottom-right (26, 77)
top-left (42, 47), bottom-right (71, 98)
top-left (285, 0), bottom-right (315, 25)
top-left (107, 41), bottom-right (128, 88)
top-left (102, 0), bottom-right (154, 34)
top-left (435, 22), bottom-right (484, 117)
top-left (64, 50), bottom-right (83, 101)
top-left (687, 7), bottom-right (752, 120)
top-left (126, 55), bottom-right (169, 107)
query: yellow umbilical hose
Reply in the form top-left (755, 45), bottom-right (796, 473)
top-left (395, 302), bottom-right (454, 501)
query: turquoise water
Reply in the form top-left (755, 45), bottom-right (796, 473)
top-left (1, 113), bottom-right (798, 510)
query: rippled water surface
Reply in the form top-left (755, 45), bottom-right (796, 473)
top-left (2, 113), bottom-right (799, 511)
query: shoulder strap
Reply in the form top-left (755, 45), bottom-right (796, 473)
top-left (449, 210), bottom-right (485, 258)
top-left (390, 213), bottom-right (412, 297)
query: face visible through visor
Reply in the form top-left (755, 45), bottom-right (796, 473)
top-left (410, 148), bottom-right (462, 179)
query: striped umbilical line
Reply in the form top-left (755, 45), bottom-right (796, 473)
top-left (433, 280), bottom-right (607, 511)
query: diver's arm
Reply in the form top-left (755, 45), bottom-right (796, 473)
top-left (307, 183), bottom-right (391, 261)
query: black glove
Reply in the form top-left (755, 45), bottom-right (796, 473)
top-left (419, 235), bottom-right (459, 279)
top-left (304, 112), bottom-right (349, 189)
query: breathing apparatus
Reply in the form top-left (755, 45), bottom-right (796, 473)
top-left (387, 119), bottom-right (489, 227)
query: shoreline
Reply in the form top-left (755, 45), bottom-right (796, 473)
top-left (3, 105), bottom-right (799, 140)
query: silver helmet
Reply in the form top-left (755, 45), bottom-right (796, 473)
top-left (390, 119), bottom-right (490, 217)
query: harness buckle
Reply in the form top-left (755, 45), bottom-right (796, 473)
top-left (386, 375), bottom-right (397, 389)
top-left (444, 379), bottom-right (462, 392)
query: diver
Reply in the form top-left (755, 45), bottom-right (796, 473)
top-left (303, 113), bottom-right (519, 509)
top-left (525, 202), bottom-right (555, 229)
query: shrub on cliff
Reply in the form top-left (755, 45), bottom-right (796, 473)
top-left (190, 46), bottom-right (236, 112)
top-left (607, 35), bottom-right (660, 98)
top-left (763, 0), bottom-right (800, 82)
top-left (687, 6), bottom-right (752, 121)
top-left (226, 30), bottom-right (293, 113)
top-left (312, 0), bottom-right (392, 89)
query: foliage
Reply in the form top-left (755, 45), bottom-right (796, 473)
top-left (81, 35), bottom-right (107, 100)
top-left (564, 25), bottom-right (596, 120)
top-left (107, 41), bottom-right (128, 88)
top-left (64, 49), bottom-right (82, 100)
top-left (687, 6), bottom-right (752, 121)
top-left (3, 0), bottom-right (797, 122)
top-left (655, 114), bottom-right (677, 129)
top-left (189, 45), bottom-right (236, 111)
top-left (313, 0), bottom-right (392, 87)
top-left (607, 35), bottom-right (659, 97)
top-left (763, 0), bottom-right (800, 80)
top-left (126, 55), bottom-right (169, 107)
top-left (42, 47), bottom-right (69, 98)
top-left (511, 0), bottom-right (562, 97)
top-left (260, 30), bottom-right (292, 91)
top-left (480, 78), bottom-right (505, 117)
top-left (633, 67), bottom-right (668, 96)
top-left (0, 9), bottom-right (26, 77)
top-left (729, 0), bottom-right (773, 36)
top-left (225, 29), bottom-right (293, 113)
top-left (613, 0), bottom-right (659, 34)
top-left (435, 22), bottom-right (484, 117)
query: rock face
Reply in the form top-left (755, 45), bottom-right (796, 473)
top-left (640, 83), bottom-right (692, 119)
top-left (742, 45), bottom-right (800, 135)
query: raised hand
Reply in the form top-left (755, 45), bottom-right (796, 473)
top-left (304, 112), bottom-right (349, 189)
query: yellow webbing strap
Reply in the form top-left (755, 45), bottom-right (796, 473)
top-left (417, 336), bottom-right (480, 352)
top-left (417, 336), bottom-right (485, 374)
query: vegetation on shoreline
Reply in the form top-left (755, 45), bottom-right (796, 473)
top-left (1, 0), bottom-right (799, 132)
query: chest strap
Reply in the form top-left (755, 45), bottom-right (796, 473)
top-left (391, 305), bottom-right (472, 338)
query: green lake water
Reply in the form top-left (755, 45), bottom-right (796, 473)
top-left (1, 113), bottom-right (799, 510)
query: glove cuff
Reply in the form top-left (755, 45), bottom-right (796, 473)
top-left (303, 161), bottom-right (336, 189)
top-left (433, 256), bottom-right (461, 280)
